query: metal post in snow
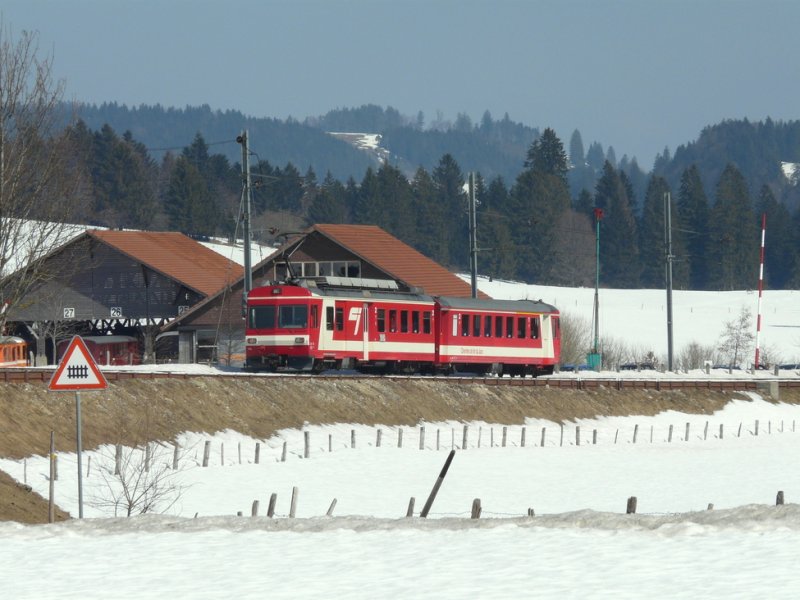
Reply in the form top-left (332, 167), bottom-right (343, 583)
top-left (754, 213), bottom-right (766, 369)
top-left (76, 391), bottom-right (84, 519)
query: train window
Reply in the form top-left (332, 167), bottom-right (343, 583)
top-left (377, 308), bottom-right (386, 333)
top-left (484, 316), bottom-right (492, 337)
top-left (389, 310), bottom-right (397, 333)
top-left (335, 307), bottom-right (344, 331)
top-left (401, 311), bottom-right (409, 333)
top-left (517, 317), bottom-right (526, 338)
top-left (412, 311), bottom-right (420, 334)
top-left (279, 305), bottom-right (308, 329)
top-left (530, 316), bottom-right (540, 339)
top-left (326, 306), bottom-right (334, 330)
top-left (423, 311), bottom-right (432, 334)
top-left (494, 316), bottom-right (502, 337)
top-left (311, 306), bottom-right (319, 329)
top-left (249, 306), bottom-right (275, 329)
top-left (552, 316), bottom-right (560, 339)
top-left (470, 314), bottom-right (478, 337)
top-left (461, 314), bottom-right (470, 337)
top-left (506, 316), bottom-right (513, 338)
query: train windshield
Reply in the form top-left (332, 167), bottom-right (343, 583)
top-left (279, 305), bottom-right (308, 329)
top-left (249, 306), bottom-right (276, 330)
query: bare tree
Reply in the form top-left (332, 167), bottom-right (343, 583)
top-left (558, 311), bottom-right (592, 365)
top-left (92, 442), bottom-right (186, 517)
top-left (676, 341), bottom-right (718, 371)
top-left (717, 306), bottom-right (755, 368)
top-left (0, 24), bottom-right (85, 333)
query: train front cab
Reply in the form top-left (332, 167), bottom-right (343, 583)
top-left (246, 285), bottom-right (321, 371)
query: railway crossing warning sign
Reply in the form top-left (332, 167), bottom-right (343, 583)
top-left (48, 335), bottom-right (108, 391)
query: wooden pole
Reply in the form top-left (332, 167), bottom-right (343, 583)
top-left (614, 429), bottom-right (619, 444)
top-left (521, 427), bottom-right (526, 448)
top-left (471, 498), bottom-right (482, 519)
top-left (329, 434), bottom-right (332, 453)
top-left (327, 498), bottom-right (337, 516)
top-left (738, 422), bottom-right (742, 438)
top-left (398, 428), bottom-right (403, 448)
top-left (437, 429), bottom-right (440, 451)
top-left (220, 443), bottom-right (224, 466)
top-left (254, 442), bottom-right (260, 465)
top-left (719, 424), bottom-right (724, 440)
top-left (477, 427), bottom-right (482, 448)
top-left (351, 429), bottom-right (356, 449)
top-left (592, 429), bottom-right (597, 445)
top-left (704, 421), bottom-right (709, 441)
top-left (633, 424), bottom-right (638, 444)
top-left (541, 427), bottom-right (546, 447)
top-left (502, 426), bottom-right (507, 448)
top-left (626, 496), bottom-right (637, 514)
top-left (406, 497), bottom-right (415, 518)
top-left (419, 426), bottom-right (425, 450)
top-left (777, 491), bottom-right (785, 505)
top-left (281, 441), bottom-right (287, 462)
top-left (304, 431), bottom-right (310, 458)
top-left (289, 486), bottom-right (299, 518)
top-left (668, 425), bottom-right (673, 443)
top-left (173, 443), bottom-right (179, 470)
top-left (685, 422), bottom-right (690, 442)
top-left (267, 493), bottom-right (277, 518)
top-left (251, 500), bottom-right (259, 516)
top-left (238, 442), bottom-right (242, 465)
top-left (462, 425), bottom-right (468, 450)
top-left (115, 444), bottom-right (122, 475)
top-left (420, 450), bottom-right (456, 518)
top-left (576, 426), bottom-right (580, 446)
top-left (202, 440), bottom-right (211, 467)
top-left (376, 429), bottom-right (382, 448)
top-left (560, 424), bottom-right (564, 447)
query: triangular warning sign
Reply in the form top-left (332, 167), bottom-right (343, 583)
top-left (49, 335), bottom-right (108, 391)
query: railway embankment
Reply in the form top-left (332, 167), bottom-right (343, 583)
top-left (2, 375), bottom-right (799, 523)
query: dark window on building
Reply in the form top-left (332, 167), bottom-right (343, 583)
top-left (377, 308), bottom-right (386, 333)
top-left (326, 306), bottom-right (334, 331)
top-left (401, 310), bottom-right (409, 333)
top-left (335, 307), bottom-right (344, 331)
top-left (517, 317), bottom-right (526, 338)
top-left (423, 311), bottom-right (432, 334)
top-left (249, 306), bottom-right (275, 330)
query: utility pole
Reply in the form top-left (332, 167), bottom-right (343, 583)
top-left (468, 173), bottom-right (478, 299)
top-left (590, 207), bottom-right (603, 369)
top-left (237, 130), bottom-right (253, 315)
top-left (665, 192), bottom-right (674, 371)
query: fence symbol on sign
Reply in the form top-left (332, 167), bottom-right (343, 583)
top-left (48, 335), bottom-right (108, 391)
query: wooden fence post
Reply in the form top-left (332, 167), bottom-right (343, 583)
top-left (541, 427), bottom-right (546, 447)
top-left (527, 508), bottom-right (535, 517)
top-left (281, 441), bottom-right (287, 462)
top-left (592, 429), bottom-right (597, 445)
top-left (173, 443), bottom-right (180, 470)
top-left (376, 429), bottom-right (382, 448)
top-left (576, 426), bottom-right (580, 446)
top-left (289, 486), bottom-right (299, 518)
top-left (614, 430), bottom-right (619, 444)
top-left (329, 434), bottom-right (332, 453)
top-left (471, 498), bottom-right (482, 519)
top-left (755, 420), bottom-right (759, 436)
top-left (251, 500), bottom-right (259, 516)
top-left (704, 421), bottom-right (709, 441)
top-left (327, 499), bottom-right (337, 517)
top-left (719, 424), bottom-right (724, 440)
top-left (650, 425), bottom-right (653, 443)
top-left (406, 497), bottom-right (415, 518)
top-left (685, 422), bottom-right (690, 442)
top-left (633, 424), bottom-right (638, 444)
top-left (145, 443), bottom-right (151, 472)
top-left (419, 426), bottom-right (425, 450)
top-left (560, 424), bottom-right (564, 447)
top-left (521, 427), bottom-right (526, 448)
top-left (668, 425), bottom-right (673, 443)
top-left (267, 493), bottom-right (277, 518)
top-left (477, 427), bottom-right (482, 448)
top-left (462, 425), bottom-right (468, 450)
top-left (626, 496), bottom-right (637, 514)
top-left (502, 426), bottom-right (508, 448)
top-left (437, 429), bottom-right (440, 451)
top-left (254, 442), bottom-right (260, 465)
top-left (490, 428), bottom-right (494, 448)
top-left (420, 450), bottom-right (456, 518)
top-left (351, 429), bottom-right (356, 449)
top-left (304, 431), bottom-right (310, 459)
top-left (777, 491), bottom-right (785, 506)
top-left (738, 422), bottom-right (742, 438)
top-left (220, 443), bottom-right (224, 466)
top-left (398, 428), bottom-right (404, 448)
top-left (115, 444), bottom-right (122, 475)
top-left (707, 503), bottom-right (714, 510)
top-left (202, 441), bottom-right (211, 467)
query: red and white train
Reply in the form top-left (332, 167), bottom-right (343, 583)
top-left (245, 279), bottom-right (560, 376)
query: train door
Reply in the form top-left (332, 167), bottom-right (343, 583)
top-left (342, 300), bottom-right (367, 359)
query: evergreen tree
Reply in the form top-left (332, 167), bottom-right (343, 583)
top-left (524, 127), bottom-right (569, 183)
top-left (377, 163), bottom-right (415, 244)
top-left (569, 129), bottom-right (585, 167)
top-left (432, 154), bottom-right (467, 268)
top-left (586, 141), bottom-right (605, 171)
top-left (410, 166), bottom-right (447, 263)
top-left (593, 161), bottom-right (640, 287)
top-left (352, 167), bottom-right (383, 225)
top-left (165, 156), bottom-right (218, 236)
top-left (638, 176), bottom-right (671, 288)
top-left (477, 176), bottom-right (516, 279)
top-left (707, 164), bottom-right (757, 290)
top-left (677, 165), bottom-right (710, 289)
top-left (308, 173), bottom-right (347, 224)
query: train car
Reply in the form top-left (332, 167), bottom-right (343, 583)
top-left (57, 335), bottom-right (140, 366)
top-left (246, 279), bottom-right (436, 373)
top-left (245, 278), bottom-right (560, 376)
top-left (0, 336), bottom-right (29, 368)
top-left (435, 297), bottom-right (560, 377)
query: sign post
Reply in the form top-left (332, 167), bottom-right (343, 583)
top-left (48, 335), bottom-right (108, 518)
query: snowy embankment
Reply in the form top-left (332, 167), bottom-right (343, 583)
top-left (2, 395), bottom-right (800, 598)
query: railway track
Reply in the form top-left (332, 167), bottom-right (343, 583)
top-left (2, 368), bottom-right (799, 392)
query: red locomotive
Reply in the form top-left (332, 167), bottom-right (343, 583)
top-left (245, 278), bottom-right (560, 376)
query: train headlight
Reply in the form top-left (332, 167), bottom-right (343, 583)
top-left (247, 337), bottom-right (257, 344)
top-left (294, 337), bottom-right (304, 344)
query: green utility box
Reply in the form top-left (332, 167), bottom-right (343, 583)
top-left (586, 352), bottom-right (601, 371)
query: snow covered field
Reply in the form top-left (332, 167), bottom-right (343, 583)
top-left (3, 395), bottom-right (800, 598)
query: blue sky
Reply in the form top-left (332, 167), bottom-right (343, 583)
top-left (4, 0), bottom-right (799, 168)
